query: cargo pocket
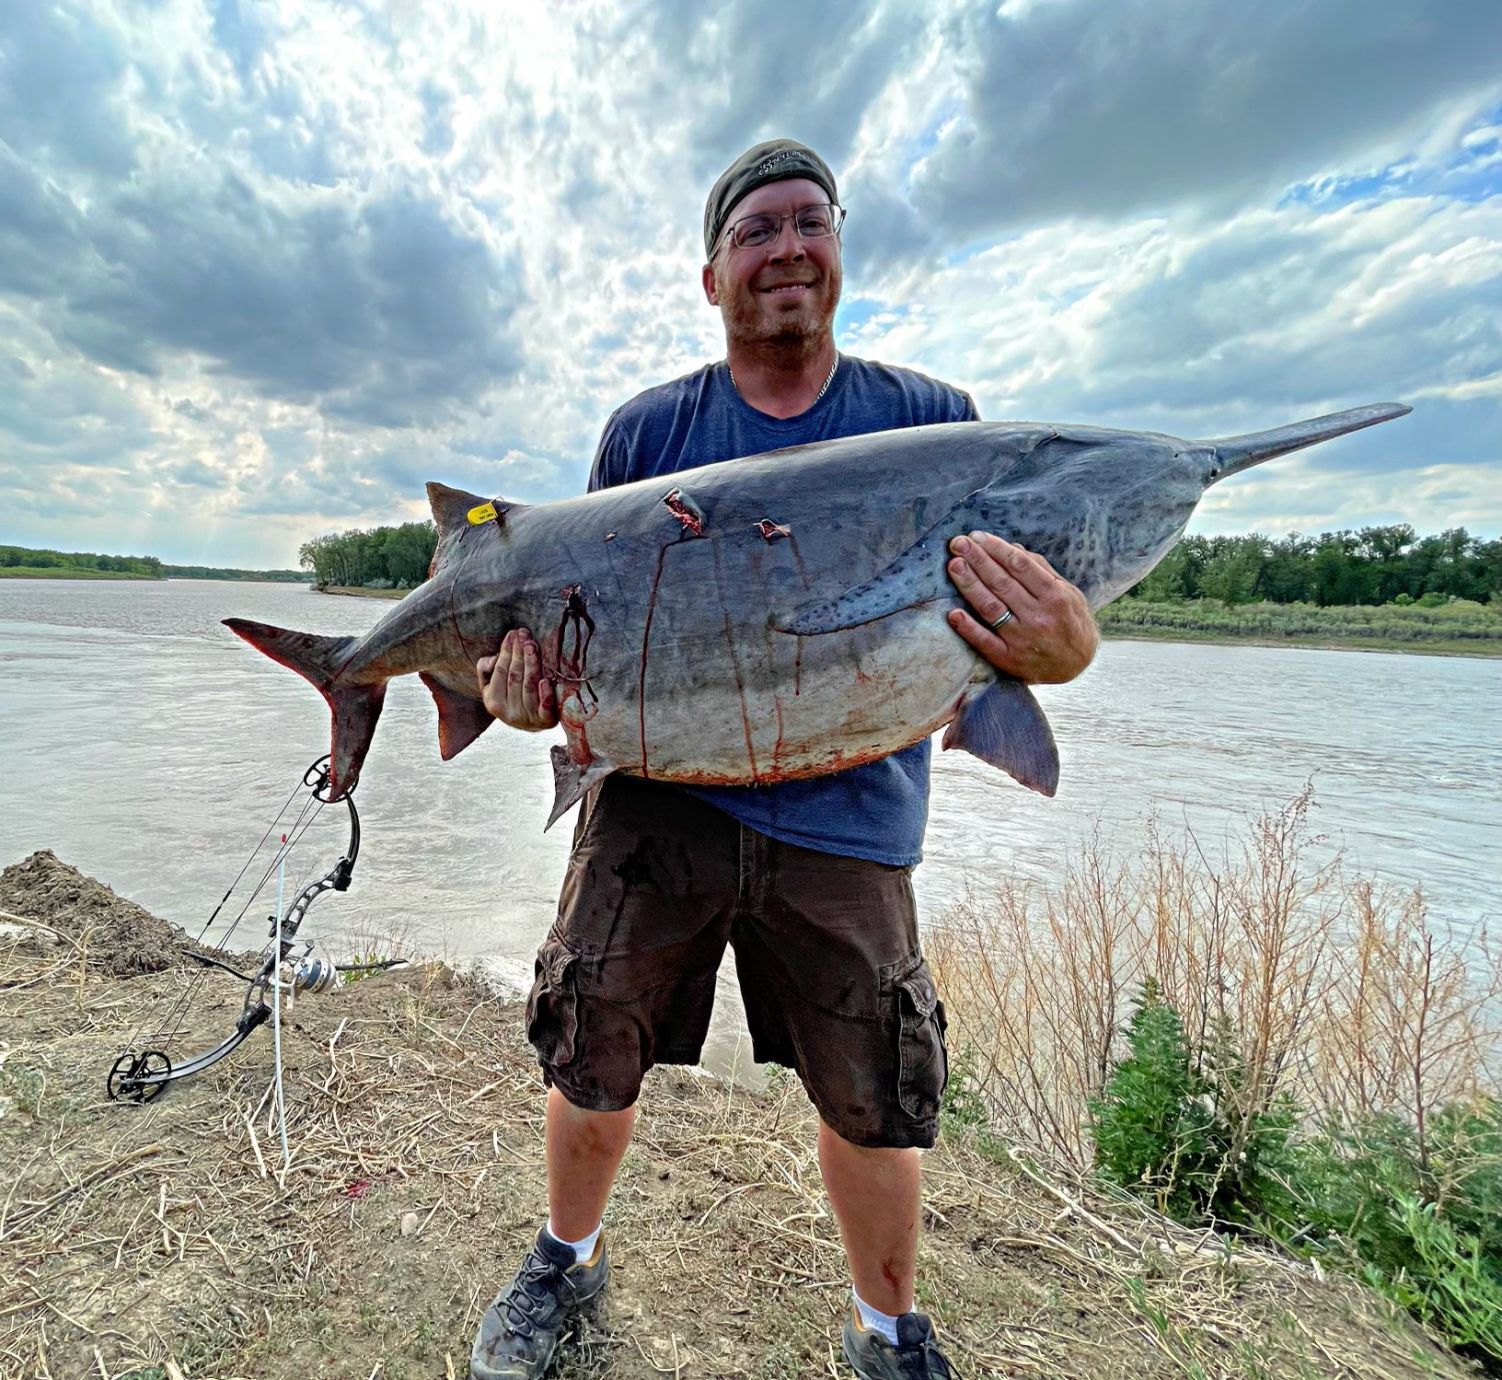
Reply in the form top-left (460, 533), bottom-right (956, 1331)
top-left (895, 959), bottom-right (949, 1122)
top-left (525, 934), bottom-right (581, 1069)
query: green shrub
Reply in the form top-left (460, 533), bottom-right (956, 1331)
top-left (1089, 979), bottom-right (1212, 1220)
top-left (1090, 987), bottom-right (1502, 1366)
top-left (1088, 981), bottom-right (1297, 1228)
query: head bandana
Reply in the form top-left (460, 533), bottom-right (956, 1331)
top-left (703, 139), bottom-right (839, 259)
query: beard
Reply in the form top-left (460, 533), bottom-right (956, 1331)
top-left (716, 259), bottom-right (842, 358)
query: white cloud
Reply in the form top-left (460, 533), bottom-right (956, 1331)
top-left (0, 0), bottom-right (1498, 568)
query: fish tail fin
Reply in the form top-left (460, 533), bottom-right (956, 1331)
top-left (223, 619), bottom-right (385, 798)
top-left (1204, 403), bottom-right (1411, 483)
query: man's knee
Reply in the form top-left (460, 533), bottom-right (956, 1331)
top-left (818, 1116), bottom-right (922, 1163)
top-left (548, 1085), bottom-right (638, 1129)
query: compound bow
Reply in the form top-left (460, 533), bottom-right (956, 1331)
top-left (107, 755), bottom-right (399, 1103)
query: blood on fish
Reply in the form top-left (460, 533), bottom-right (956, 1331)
top-left (546, 586), bottom-right (598, 766)
top-left (785, 533), bottom-right (813, 589)
top-left (637, 544), bottom-right (672, 776)
top-left (663, 488), bottom-right (704, 536)
top-left (561, 694), bottom-right (594, 765)
top-left (755, 518), bottom-right (791, 542)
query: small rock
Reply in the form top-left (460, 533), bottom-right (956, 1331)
top-left (399, 1211), bottom-right (421, 1237)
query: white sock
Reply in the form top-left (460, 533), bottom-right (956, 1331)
top-left (546, 1219), bottom-right (602, 1264)
top-left (853, 1288), bottom-right (901, 1346)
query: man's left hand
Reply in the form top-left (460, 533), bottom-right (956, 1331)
top-left (946, 531), bottom-right (1098, 684)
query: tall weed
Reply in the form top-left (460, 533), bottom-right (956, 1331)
top-left (926, 791), bottom-right (1501, 1169)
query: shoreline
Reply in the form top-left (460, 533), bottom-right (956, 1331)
top-left (0, 570), bottom-right (307, 583)
top-left (1097, 625), bottom-right (1502, 658)
top-left (0, 849), bottom-right (1472, 1380)
top-left (0, 568), bottom-right (161, 581)
top-left (315, 584), bottom-right (1502, 657)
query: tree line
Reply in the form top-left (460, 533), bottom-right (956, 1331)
top-left (1, 544), bottom-right (163, 577)
top-left (298, 519), bottom-right (1500, 608)
top-left (298, 522), bottom-right (437, 589)
top-left (162, 563), bottom-right (303, 581)
top-left (1129, 526), bottom-right (1500, 606)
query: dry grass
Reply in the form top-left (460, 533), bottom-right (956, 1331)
top-left (926, 790), bottom-right (1502, 1171)
top-left (0, 851), bottom-right (1484, 1380)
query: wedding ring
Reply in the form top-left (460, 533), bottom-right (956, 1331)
top-left (987, 608), bottom-right (1015, 631)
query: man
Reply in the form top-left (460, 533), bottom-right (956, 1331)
top-left (469, 139), bottom-right (1097, 1380)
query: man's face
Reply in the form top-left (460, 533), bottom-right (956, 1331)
top-left (702, 177), bottom-right (843, 349)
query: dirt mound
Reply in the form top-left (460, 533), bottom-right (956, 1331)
top-left (0, 849), bottom-right (186, 975)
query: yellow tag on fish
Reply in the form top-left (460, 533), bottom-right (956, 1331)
top-left (467, 502), bottom-right (498, 526)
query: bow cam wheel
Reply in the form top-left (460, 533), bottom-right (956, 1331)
top-left (106, 1050), bottom-right (172, 1103)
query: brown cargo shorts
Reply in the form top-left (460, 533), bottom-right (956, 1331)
top-left (524, 775), bottom-right (949, 1149)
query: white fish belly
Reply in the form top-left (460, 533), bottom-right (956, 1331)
top-left (568, 606), bottom-right (979, 785)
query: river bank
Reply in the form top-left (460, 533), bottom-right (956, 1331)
top-left (1096, 597), bottom-right (1502, 657)
top-left (0, 850), bottom-right (1476, 1380)
top-left (0, 567), bottom-right (161, 580)
top-left (1097, 623), bottom-right (1501, 656)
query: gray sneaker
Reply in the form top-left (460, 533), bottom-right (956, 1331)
top-left (469, 1228), bottom-right (608, 1380)
top-left (842, 1305), bottom-right (958, 1379)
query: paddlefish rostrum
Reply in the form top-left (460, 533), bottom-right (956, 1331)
top-left (226, 403), bottom-right (1410, 825)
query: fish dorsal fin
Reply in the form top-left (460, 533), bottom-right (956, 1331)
top-left (425, 482), bottom-right (522, 536)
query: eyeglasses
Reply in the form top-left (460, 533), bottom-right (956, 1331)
top-left (720, 202), bottom-right (846, 252)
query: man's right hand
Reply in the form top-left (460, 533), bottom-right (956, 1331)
top-left (477, 629), bottom-right (559, 731)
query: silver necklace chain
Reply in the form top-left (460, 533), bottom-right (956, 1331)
top-left (728, 354), bottom-right (839, 405)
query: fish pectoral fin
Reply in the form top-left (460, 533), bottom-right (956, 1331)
top-left (419, 672), bottom-right (495, 761)
top-left (942, 678), bottom-right (1060, 797)
top-left (769, 485), bottom-right (998, 636)
top-left (546, 746), bottom-right (616, 830)
top-left (771, 531), bottom-right (947, 635)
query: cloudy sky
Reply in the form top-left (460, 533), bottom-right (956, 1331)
top-left (2, 0), bottom-right (1499, 569)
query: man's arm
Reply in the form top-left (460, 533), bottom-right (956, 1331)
top-left (946, 530), bottom-right (1098, 683)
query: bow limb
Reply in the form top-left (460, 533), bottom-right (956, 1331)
top-left (281, 758), bottom-right (361, 942)
top-left (106, 755), bottom-right (361, 1103)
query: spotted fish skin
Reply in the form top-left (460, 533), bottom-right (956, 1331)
top-left (224, 404), bottom-right (1410, 822)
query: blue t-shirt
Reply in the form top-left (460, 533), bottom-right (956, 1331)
top-left (588, 355), bottom-right (978, 866)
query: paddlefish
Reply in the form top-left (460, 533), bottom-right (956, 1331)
top-left (225, 403), bottom-right (1410, 825)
